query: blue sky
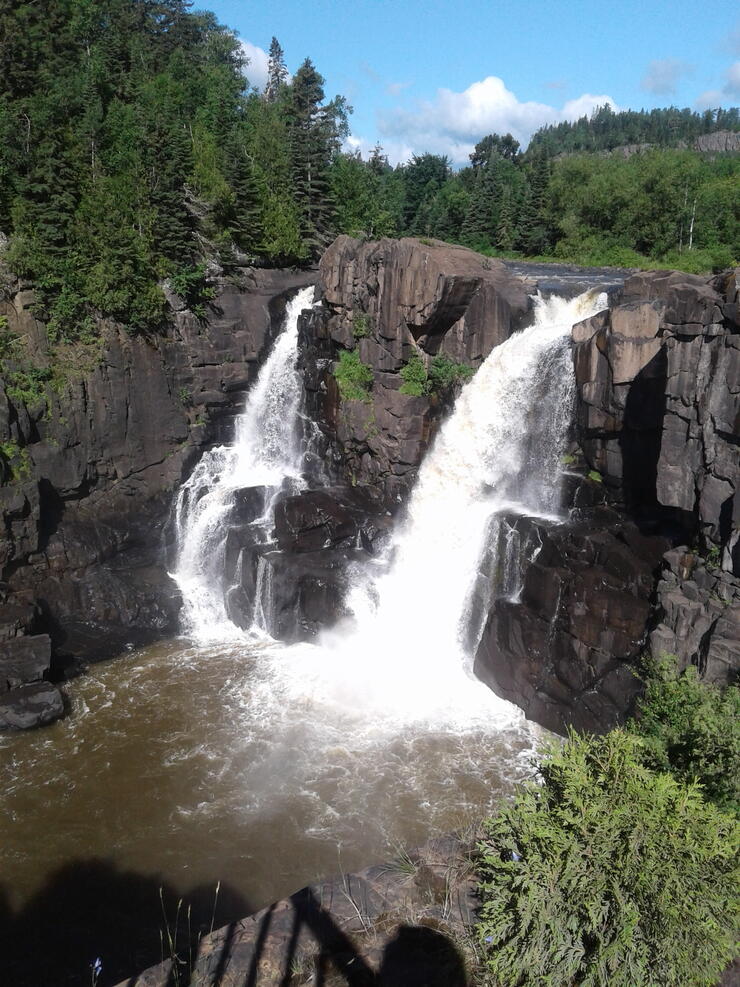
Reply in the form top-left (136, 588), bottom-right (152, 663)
top-left (206, 0), bottom-right (740, 165)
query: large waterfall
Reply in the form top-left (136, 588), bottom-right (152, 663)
top-left (172, 286), bottom-right (607, 726)
top-left (279, 290), bottom-right (607, 725)
top-left (171, 286), bottom-right (315, 641)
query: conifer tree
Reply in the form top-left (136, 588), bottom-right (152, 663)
top-left (264, 37), bottom-right (288, 102)
top-left (286, 58), bottom-right (349, 254)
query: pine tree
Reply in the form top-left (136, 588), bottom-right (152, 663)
top-left (286, 58), bottom-right (337, 254)
top-left (460, 157), bottom-right (499, 248)
top-left (516, 149), bottom-right (551, 255)
top-left (495, 184), bottom-right (516, 251)
top-left (264, 37), bottom-right (288, 102)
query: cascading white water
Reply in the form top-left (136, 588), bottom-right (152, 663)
top-left (275, 289), bottom-right (608, 726)
top-left (171, 286), bottom-right (315, 642)
top-left (173, 286), bottom-right (606, 728)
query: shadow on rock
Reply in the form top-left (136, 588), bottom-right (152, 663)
top-left (377, 924), bottom-right (468, 986)
top-left (0, 858), bottom-right (251, 987)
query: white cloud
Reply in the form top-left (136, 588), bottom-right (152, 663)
top-left (373, 76), bottom-right (618, 165)
top-left (695, 60), bottom-right (740, 108)
top-left (344, 134), bottom-right (415, 167)
top-left (386, 81), bottom-right (412, 96)
top-left (239, 41), bottom-right (270, 91)
top-left (640, 58), bottom-right (693, 95)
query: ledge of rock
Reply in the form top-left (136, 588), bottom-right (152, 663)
top-left (116, 835), bottom-right (477, 987)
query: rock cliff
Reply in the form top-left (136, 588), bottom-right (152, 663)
top-left (475, 267), bottom-right (740, 732)
top-left (0, 268), bottom-right (315, 727)
top-left (300, 236), bottom-right (532, 503)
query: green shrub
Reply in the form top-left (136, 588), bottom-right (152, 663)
top-left (334, 349), bottom-right (374, 402)
top-left (628, 655), bottom-right (740, 816)
top-left (169, 264), bottom-right (217, 317)
top-left (476, 730), bottom-right (739, 987)
top-left (352, 311), bottom-right (372, 338)
top-left (5, 365), bottom-right (52, 409)
top-left (399, 353), bottom-right (473, 397)
top-left (0, 440), bottom-right (31, 482)
top-left (587, 469), bottom-right (603, 483)
top-left (399, 354), bottom-right (428, 396)
top-left (428, 354), bottom-right (474, 393)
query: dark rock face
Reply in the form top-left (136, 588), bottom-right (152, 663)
top-left (571, 268), bottom-right (739, 681)
top-left (221, 484), bottom-right (390, 642)
top-left (0, 268), bottom-right (315, 726)
top-left (650, 548), bottom-right (740, 684)
top-left (301, 236), bottom-right (532, 504)
top-left (573, 269), bottom-right (738, 541)
top-left (474, 486), bottom-right (668, 734)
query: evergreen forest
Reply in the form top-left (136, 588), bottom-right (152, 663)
top-left (0, 0), bottom-right (738, 340)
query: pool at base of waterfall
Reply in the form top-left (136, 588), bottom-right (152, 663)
top-left (0, 636), bottom-right (541, 918)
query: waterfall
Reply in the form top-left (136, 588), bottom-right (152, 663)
top-left (277, 289), bottom-right (608, 724)
top-left (171, 286), bottom-right (315, 642)
top-left (172, 285), bottom-right (607, 727)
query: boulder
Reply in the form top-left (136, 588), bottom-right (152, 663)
top-left (0, 633), bottom-right (51, 691)
top-left (0, 680), bottom-right (64, 730)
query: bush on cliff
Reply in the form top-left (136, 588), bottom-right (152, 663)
top-left (334, 349), bottom-right (374, 401)
top-left (399, 354), bottom-right (474, 397)
top-left (628, 655), bottom-right (740, 816)
top-left (476, 730), bottom-right (738, 987)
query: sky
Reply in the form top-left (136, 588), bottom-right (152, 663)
top-left (206, 0), bottom-right (740, 166)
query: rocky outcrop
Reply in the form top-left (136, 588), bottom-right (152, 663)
top-left (220, 484), bottom-right (391, 642)
top-left (115, 834), bottom-right (477, 987)
top-left (476, 268), bottom-right (739, 730)
top-left (650, 548), bottom-right (740, 684)
top-left (301, 236), bottom-right (532, 503)
top-left (572, 269), bottom-right (738, 543)
top-left (474, 481), bottom-right (668, 734)
top-left (571, 269), bottom-right (739, 680)
top-left (0, 268), bottom-right (315, 725)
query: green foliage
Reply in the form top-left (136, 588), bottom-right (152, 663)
top-left (400, 354), bottom-right (474, 397)
top-left (476, 730), bottom-right (739, 987)
top-left (705, 543), bottom-right (722, 569)
top-left (0, 440), bottom-right (31, 482)
top-left (529, 104), bottom-right (739, 155)
top-left (428, 355), bottom-right (474, 393)
top-left (352, 311), bottom-right (372, 339)
top-left (0, 5), bottom-right (350, 335)
top-left (331, 117), bottom-right (737, 271)
top-left (333, 349), bottom-right (374, 402)
top-left (587, 469), bottom-right (603, 483)
top-left (399, 354), bottom-right (428, 396)
top-left (5, 365), bottom-right (52, 409)
top-left (628, 655), bottom-right (740, 815)
top-left (169, 264), bottom-right (216, 318)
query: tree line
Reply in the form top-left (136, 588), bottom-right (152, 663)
top-left (0, 1), bottom-right (348, 338)
top-left (0, 1), bottom-right (738, 340)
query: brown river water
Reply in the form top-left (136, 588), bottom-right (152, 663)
top-left (0, 635), bottom-right (540, 984)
